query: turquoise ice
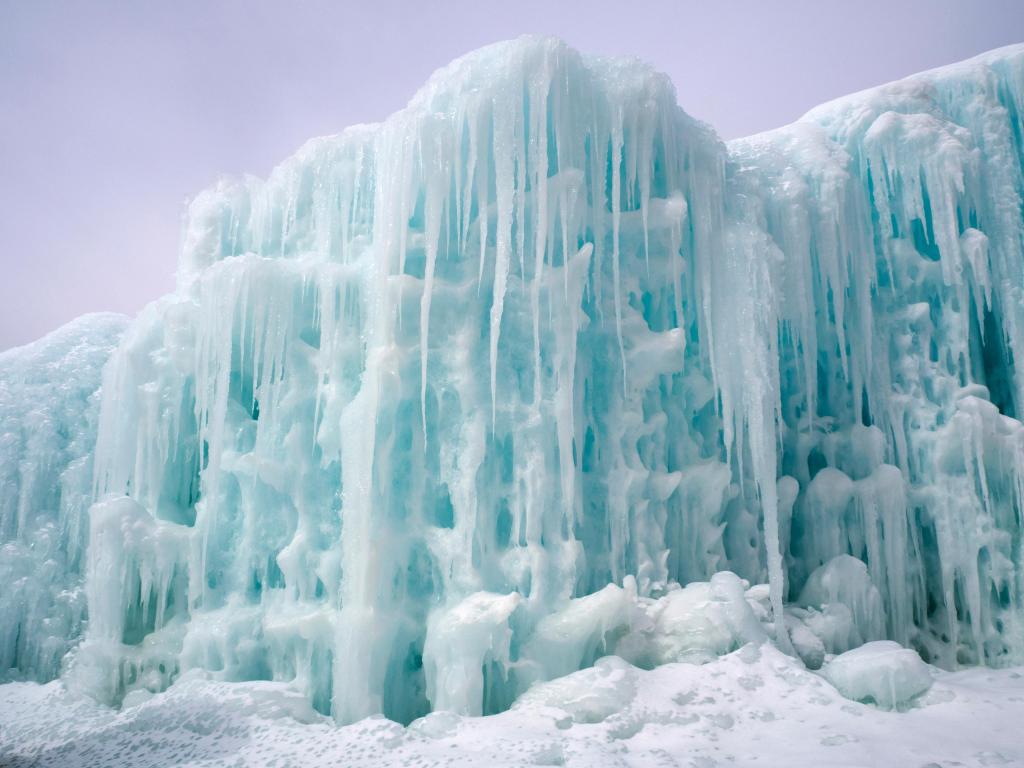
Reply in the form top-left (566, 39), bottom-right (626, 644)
top-left (2, 37), bottom-right (1024, 724)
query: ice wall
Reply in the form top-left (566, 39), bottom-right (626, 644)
top-left (747, 47), bottom-right (1024, 667)
top-left (0, 313), bottom-right (127, 682)
top-left (3, 37), bottom-right (1024, 723)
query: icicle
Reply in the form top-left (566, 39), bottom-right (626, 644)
top-left (531, 66), bottom-right (552, 404)
top-left (421, 125), bottom-right (446, 440)
top-left (610, 107), bottom-right (627, 394)
top-left (489, 92), bottom-right (516, 428)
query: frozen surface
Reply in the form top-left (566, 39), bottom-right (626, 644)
top-left (2, 36), bottom-right (1024, 732)
top-left (3, 644), bottom-right (1024, 767)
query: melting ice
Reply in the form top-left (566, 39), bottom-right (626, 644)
top-left (2, 37), bottom-right (1024, 725)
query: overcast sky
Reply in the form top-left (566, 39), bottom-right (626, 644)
top-left (2, 0), bottom-right (1022, 349)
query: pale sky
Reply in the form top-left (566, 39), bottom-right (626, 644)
top-left (2, 0), bottom-right (1022, 349)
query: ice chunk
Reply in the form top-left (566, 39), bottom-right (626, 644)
top-left (621, 572), bottom-right (766, 667)
top-left (423, 591), bottom-right (521, 715)
top-left (785, 611), bottom-right (827, 669)
top-left (523, 581), bottom-right (636, 684)
top-left (791, 603), bottom-right (862, 658)
top-left (799, 555), bottom-right (885, 649)
top-left (820, 641), bottom-right (933, 710)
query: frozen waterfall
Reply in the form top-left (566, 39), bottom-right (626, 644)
top-left (2, 37), bottom-right (1024, 724)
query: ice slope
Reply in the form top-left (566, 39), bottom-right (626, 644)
top-left (2, 36), bottom-right (1024, 726)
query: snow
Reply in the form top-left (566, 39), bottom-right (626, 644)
top-left (2, 33), bottom-right (1024, 759)
top-left (4, 643), bottom-right (1024, 767)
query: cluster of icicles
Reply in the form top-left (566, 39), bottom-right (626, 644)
top-left (3, 37), bottom-right (1024, 724)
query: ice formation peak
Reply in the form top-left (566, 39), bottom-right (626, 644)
top-left (3, 37), bottom-right (1024, 725)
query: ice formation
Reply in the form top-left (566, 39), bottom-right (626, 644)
top-left (2, 37), bottom-right (1024, 726)
top-left (0, 314), bottom-right (127, 681)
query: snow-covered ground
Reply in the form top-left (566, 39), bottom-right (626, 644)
top-left (3, 643), bottom-right (1022, 768)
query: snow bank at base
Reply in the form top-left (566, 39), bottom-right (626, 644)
top-left (2, 643), bottom-right (1021, 768)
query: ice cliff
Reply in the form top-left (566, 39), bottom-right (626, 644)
top-left (2, 37), bottom-right (1024, 725)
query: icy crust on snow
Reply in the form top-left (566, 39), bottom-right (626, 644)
top-left (3, 644), bottom-right (1022, 768)
top-left (4, 37), bottom-right (1024, 723)
top-left (0, 314), bottom-right (127, 683)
